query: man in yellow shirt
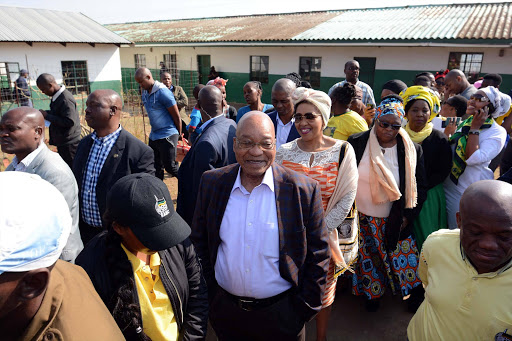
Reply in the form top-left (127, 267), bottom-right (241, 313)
top-left (408, 180), bottom-right (512, 341)
top-left (77, 173), bottom-right (208, 340)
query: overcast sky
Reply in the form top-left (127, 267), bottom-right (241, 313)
top-left (0, 0), bottom-right (506, 24)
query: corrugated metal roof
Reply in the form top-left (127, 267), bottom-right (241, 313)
top-left (106, 11), bottom-right (339, 42)
top-left (106, 3), bottom-right (512, 44)
top-left (0, 6), bottom-right (130, 44)
top-left (293, 3), bottom-right (512, 41)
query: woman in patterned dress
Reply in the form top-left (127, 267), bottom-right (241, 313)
top-left (276, 87), bottom-right (358, 341)
top-left (347, 95), bottom-right (428, 312)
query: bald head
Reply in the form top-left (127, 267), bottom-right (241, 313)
top-left (272, 78), bottom-right (296, 94)
top-left (458, 180), bottom-right (512, 274)
top-left (460, 180), bottom-right (512, 219)
top-left (445, 69), bottom-right (469, 95)
top-left (135, 68), bottom-right (154, 92)
top-left (135, 67), bottom-right (151, 79)
top-left (36, 73), bottom-right (55, 87)
top-left (36, 73), bottom-right (59, 97)
top-left (0, 107), bottom-right (44, 160)
top-left (446, 69), bottom-right (466, 81)
top-left (198, 85), bottom-right (223, 118)
top-left (237, 111), bottom-right (275, 140)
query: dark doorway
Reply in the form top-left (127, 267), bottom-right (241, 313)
top-left (197, 55), bottom-right (211, 85)
top-left (354, 57), bottom-right (376, 88)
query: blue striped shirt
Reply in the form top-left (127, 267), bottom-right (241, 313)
top-left (81, 126), bottom-right (122, 227)
top-left (328, 79), bottom-right (376, 106)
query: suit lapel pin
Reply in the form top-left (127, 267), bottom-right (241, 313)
top-left (113, 153), bottom-right (119, 158)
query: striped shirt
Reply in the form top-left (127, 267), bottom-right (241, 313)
top-left (81, 126), bottom-right (122, 227)
top-left (328, 79), bottom-right (376, 106)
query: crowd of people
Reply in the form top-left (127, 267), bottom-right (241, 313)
top-left (1, 59), bottom-right (512, 341)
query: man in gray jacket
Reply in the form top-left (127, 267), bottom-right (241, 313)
top-left (0, 107), bottom-right (83, 262)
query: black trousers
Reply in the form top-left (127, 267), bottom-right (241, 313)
top-left (149, 134), bottom-right (179, 180)
top-left (209, 288), bottom-right (305, 341)
top-left (57, 141), bottom-right (79, 169)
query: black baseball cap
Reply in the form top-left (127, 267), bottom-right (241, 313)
top-left (106, 173), bottom-right (190, 251)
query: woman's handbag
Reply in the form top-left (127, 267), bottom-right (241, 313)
top-left (176, 135), bottom-right (190, 163)
top-left (334, 142), bottom-right (359, 278)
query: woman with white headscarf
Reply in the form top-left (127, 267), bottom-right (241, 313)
top-left (275, 87), bottom-right (358, 341)
top-left (444, 86), bottom-right (509, 229)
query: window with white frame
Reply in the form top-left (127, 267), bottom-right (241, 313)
top-left (447, 52), bottom-right (483, 83)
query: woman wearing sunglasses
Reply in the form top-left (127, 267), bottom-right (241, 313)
top-left (275, 87), bottom-right (358, 341)
top-left (348, 95), bottom-right (427, 312)
top-left (444, 86), bottom-right (509, 229)
top-left (401, 86), bottom-right (452, 252)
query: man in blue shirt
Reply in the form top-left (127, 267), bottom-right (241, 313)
top-left (135, 68), bottom-right (181, 179)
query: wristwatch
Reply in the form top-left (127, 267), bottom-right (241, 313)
top-left (468, 129), bottom-right (480, 135)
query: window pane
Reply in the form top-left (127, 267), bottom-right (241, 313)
top-left (250, 56), bottom-right (269, 84)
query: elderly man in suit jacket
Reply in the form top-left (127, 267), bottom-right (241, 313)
top-left (191, 111), bottom-right (330, 341)
top-left (72, 89), bottom-right (155, 244)
top-left (177, 85), bottom-right (236, 225)
top-left (0, 107), bottom-right (83, 262)
top-left (268, 78), bottom-right (300, 149)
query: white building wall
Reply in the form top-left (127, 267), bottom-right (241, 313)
top-left (120, 44), bottom-right (512, 76)
top-left (0, 42), bottom-right (122, 84)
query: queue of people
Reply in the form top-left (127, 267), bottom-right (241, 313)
top-left (1, 62), bottom-right (512, 341)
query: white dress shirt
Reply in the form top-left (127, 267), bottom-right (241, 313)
top-left (276, 115), bottom-right (294, 150)
top-left (52, 85), bottom-right (66, 102)
top-left (199, 113), bottom-right (222, 132)
top-left (10, 141), bottom-right (45, 172)
top-left (215, 166), bottom-right (292, 299)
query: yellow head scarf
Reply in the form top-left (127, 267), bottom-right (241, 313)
top-left (400, 85), bottom-right (441, 123)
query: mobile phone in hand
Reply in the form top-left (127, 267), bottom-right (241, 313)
top-left (441, 117), bottom-right (461, 128)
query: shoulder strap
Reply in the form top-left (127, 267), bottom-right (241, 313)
top-left (338, 141), bottom-right (349, 168)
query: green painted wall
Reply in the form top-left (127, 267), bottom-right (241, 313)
top-left (119, 67), bottom-right (512, 106)
top-left (90, 80), bottom-right (122, 94)
top-left (121, 67), bottom-right (200, 98)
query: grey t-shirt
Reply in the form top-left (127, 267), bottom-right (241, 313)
top-left (460, 85), bottom-right (478, 100)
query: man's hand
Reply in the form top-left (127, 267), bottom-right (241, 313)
top-left (470, 107), bottom-right (489, 130)
top-left (39, 109), bottom-right (48, 118)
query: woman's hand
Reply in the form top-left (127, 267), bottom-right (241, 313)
top-left (400, 217), bottom-right (409, 231)
top-left (444, 119), bottom-right (457, 137)
top-left (364, 106), bottom-right (375, 125)
top-left (470, 106), bottom-right (490, 130)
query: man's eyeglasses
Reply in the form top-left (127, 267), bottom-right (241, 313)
top-left (377, 119), bottom-right (401, 131)
top-left (292, 113), bottom-right (321, 121)
top-left (236, 139), bottom-right (275, 150)
top-left (469, 94), bottom-right (489, 102)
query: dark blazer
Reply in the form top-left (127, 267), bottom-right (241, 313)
top-left (267, 110), bottom-right (300, 143)
top-left (72, 129), bottom-right (155, 228)
top-left (47, 88), bottom-right (81, 146)
top-left (420, 129), bottom-right (452, 189)
top-left (348, 130), bottom-right (428, 249)
top-left (190, 163), bottom-right (330, 322)
top-left (177, 116), bottom-right (237, 225)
